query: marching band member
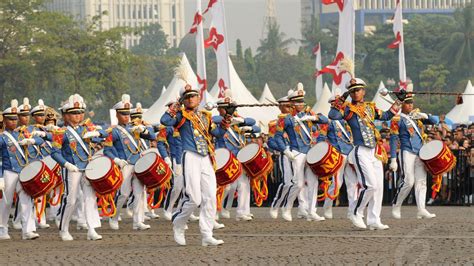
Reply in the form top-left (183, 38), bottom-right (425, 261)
top-left (329, 78), bottom-right (403, 230)
top-left (390, 92), bottom-right (437, 219)
top-left (213, 94), bottom-right (257, 221)
top-left (160, 101), bottom-right (186, 221)
top-left (0, 100), bottom-right (43, 240)
top-left (268, 96), bottom-right (292, 219)
top-left (160, 70), bottom-right (229, 246)
top-left (104, 95), bottom-right (156, 231)
top-left (51, 94), bottom-right (107, 241)
top-left (322, 96), bottom-right (358, 219)
top-left (274, 83), bottom-right (328, 222)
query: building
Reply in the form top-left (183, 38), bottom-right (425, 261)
top-left (301, 0), bottom-right (472, 32)
top-left (44, 0), bottom-right (185, 48)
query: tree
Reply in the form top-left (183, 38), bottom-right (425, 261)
top-left (256, 21), bottom-right (294, 59)
top-left (131, 23), bottom-right (169, 56)
top-left (236, 39), bottom-right (243, 59)
top-left (419, 64), bottom-right (450, 104)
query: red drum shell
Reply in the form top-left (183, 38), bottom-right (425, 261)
top-left (419, 140), bottom-right (456, 176)
top-left (306, 142), bottom-right (344, 178)
top-left (85, 156), bottom-right (123, 195)
top-left (19, 161), bottom-right (56, 198)
top-left (237, 143), bottom-right (272, 179)
top-left (134, 153), bottom-right (172, 189)
top-left (42, 156), bottom-right (62, 189)
top-left (215, 148), bottom-right (242, 186)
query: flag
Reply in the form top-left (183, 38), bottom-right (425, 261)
top-left (313, 43), bottom-right (323, 100)
top-left (319, 52), bottom-right (347, 86)
top-left (389, 0), bottom-right (407, 90)
top-left (191, 0), bottom-right (208, 106)
top-left (322, 0), bottom-right (345, 12)
top-left (204, 0), bottom-right (231, 98)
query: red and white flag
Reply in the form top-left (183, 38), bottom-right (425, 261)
top-left (320, 0), bottom-right (354, 92)
top-left (204, 0), bottom-right (231, 98)
top-left (312, 43), bottom-right (323, 100)
top-left (388, 0), bottom-right (407, 90)
top-left (190, 0), bottom-right (208, 106)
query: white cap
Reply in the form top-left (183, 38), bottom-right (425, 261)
top-left (30, 99), bottom-right (46, 115)
top-left (345, 78), bottom-right (366, 91)
top-left (112, 94), bottom-right (133, 114)
top-left (18, 97), bottom-right (31, 115)
top-left (3, 99), bottom-right (19, 119)
top-left (288, 83), bottom-right (305, 102)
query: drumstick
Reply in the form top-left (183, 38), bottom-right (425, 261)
top-left (79, 168), bottom-right (93, 172)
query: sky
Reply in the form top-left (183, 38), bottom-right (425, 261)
top-left (183, 0), bottom-right (302, 54)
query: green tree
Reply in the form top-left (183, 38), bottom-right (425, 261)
top-left (256, 21), bottom-right (294, 59)
top-left (131, 23), bottom-right (169, 56)
top-left (236, 39), bottom-right (243, 59)
top-left (419, 64), bottom-right (450, 104)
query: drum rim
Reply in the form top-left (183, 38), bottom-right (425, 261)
top-left (85, 156), bottom-right (113, 180)
top-left (236, 143), bottom-right (261, 163)
top-left (134, 152), bottom-right (158, 174)
top-left (306, 142), bottom-right (330, 164)
top-left (419, 140), bottom-right (444, 160)
top-left (19, 161), bottom-right (45, 182)
top-left (215, 148), bottom-right (232, 169)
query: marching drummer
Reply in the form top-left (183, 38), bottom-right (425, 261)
top-left (0, 100), bottom-right (44, 240)
top-left (212, 93), bottom-right (257, 221)
top-left (273, 83), bottom-right (328, 222)
top-left (329, 77), bottom-right (403, 230)
top-left (389, 90), bottom-right (437, 219)
top-left (160, 69), bottom-right (229, 246)
top-left (322, 95), bottom-right (358, 219)
top-left (51, 94), bottom-right (108, 241)
top-left (269, 96), bottom-right (292, 219)
top-left (104, 94), bottom-right (156, 231)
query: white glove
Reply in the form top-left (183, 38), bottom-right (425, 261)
top-left (230, 117), bottom-right (245, 125)
top-left (132, 125), bottom-right (148, 134)
top-left (240, 126), bottom-right (253, 132)
top-left (283, 149), bottom-right (296, 161)
top-left (32, 131), bottom-right (46, 138)
top-left (82, 131), bottom-right (101, 139)
top-left (64, 162), bottom-right (80, 172)
top-left (174, 164), bottom-right (183, 176)
top-left (45, 124), bottom-right (59, 131)
top-left (94, 125), bottom-right (103, 130)
top-left (164, 157), bottom-right (172, 167)
top-left (411, 112), bottom-right (429, 120)
top-left (114, 158), bottom-right (128, 168)
top-left (389, 158), bottom-right (398, 172)
top-left (18, 138), bottom-right (35, 146)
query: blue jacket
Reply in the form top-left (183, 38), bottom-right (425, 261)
top-left (104, 124), bottom-right (156, 165)
top-left (51, 125), bottom-right (108, 169)
top-left (160, 109), bottom-right (226, 156)
top-left (156, 125), bottom-right (183, 164)
top-left (0, 130), bottom-right (44, 173)
top-left (274, 109), bottom-right (328, 154)
top-left (212, 116), bottom-right (256, 156)
top-left (327, 120), bottom-right (354, 156)
top-left (389, 114), bottom-right (436, 158)
top-left (329, 102), bottom-right (396, 148)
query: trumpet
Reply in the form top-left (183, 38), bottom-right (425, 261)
top-left (379, 87), bottom-right (474, 97)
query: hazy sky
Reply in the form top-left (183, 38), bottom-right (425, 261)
top-left (183, 0), bottom-right (302, 54)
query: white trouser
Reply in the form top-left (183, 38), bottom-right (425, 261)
top-left (0, 170), bottom-right (35, 235)
top-left (393, 150), bottom-right (428, 211)
top-left (173, 151), bottom-right (216, 238)
top-left (282, 151), bottom-right (310, 213)
top-left (112, 164), bottom-right (144, 225)
top-left (235, 173), bottom-right (250, 216)
top-left (270, 155), bottom-right (290, 209)
top-left (58, 170), bottom-right (100, 232)
top-left (323, 155), bottom-right (359, 214)
top-left (165, 159), bottom-right (184, 213)
top-left (73, 187), bottom-right (86, 224)
top-left (352, 146), bottom-right (384, 225)
top-left (223, 179), bottom-right (238, 210)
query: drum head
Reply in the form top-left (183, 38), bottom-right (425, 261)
top-left (419, 140), bottom-right (443, 161)
top-left (141, 148), bottom-right (159, 156)
top-left (215, 148), bottom-right (231, 169)
top-left (42, 156), bottom-right (57, 169)
top-left (306, 142), bottom-right (330, 164)
top-left (19, 161), bottom-right (43, 182)
top-left (91, 149), bottom-right (104, 160)
top-left (237, 143), bottom-right (260, 163)
top-left (135, 152), bottom-right (157, 174)
top-left (86, 156), bottom-right (112, 180)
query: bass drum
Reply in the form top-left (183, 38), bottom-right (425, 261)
top-left (19, 161), bottom-right (55, 198)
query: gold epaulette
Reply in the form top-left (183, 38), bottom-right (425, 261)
top-left (277, 113), bottom-right (288, 119)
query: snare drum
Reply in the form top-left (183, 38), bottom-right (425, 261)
top-left (19, 161), bottom-right (56, 198)
top-left (237, 143), bottom-right (272, 179)
top-left (306, 142), bottom-right (344, 177)
top-left (42, 155), bottom-right (62, 188)
top-left (85, 156), bottom-right (123, 195)
top-left (134, 152), bottom-right (172, 189)
top-left (419, 140), bottom-right (456, 176)
top-left (215, 148), bottom-right (242, 186)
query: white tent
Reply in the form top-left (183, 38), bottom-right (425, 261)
top-left (142, 54), bottom-right (199, 125)
top-left (210, 57), bottom-right (280, 133)
top-left (447, 80), bottom-right (474, 124)
top-left (312, 83), bottom-right (332, 115)
top-left (160, 86), bottom-right (167, 96)
top-left (258, 83), bottom-right (277, 104)
top-left (372, 81), bottom-right (395, 111)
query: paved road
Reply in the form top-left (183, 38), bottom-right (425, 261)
top-left (0, 206), bottom-right (473, 265)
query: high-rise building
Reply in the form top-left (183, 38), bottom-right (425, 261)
top-left (302, 0), bottom-right (472, 32)
top-left (44, 0), bottom-right (185, 49)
